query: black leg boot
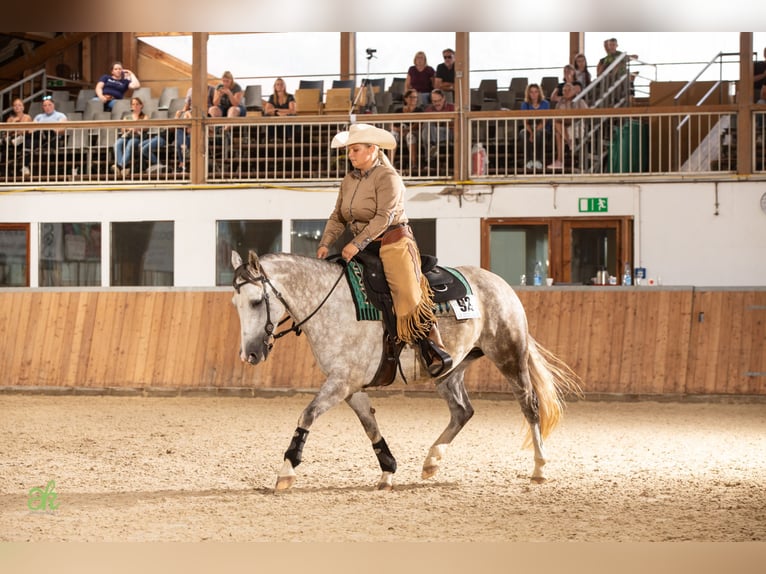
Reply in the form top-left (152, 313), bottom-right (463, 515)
top-left (366, 331), bottom-right (405, 388)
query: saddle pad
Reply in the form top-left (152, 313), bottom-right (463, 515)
top-left (345, 260), bottom-right (472, 322)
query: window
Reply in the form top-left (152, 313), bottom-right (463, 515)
top-left (111, 222), bottom-right (174, 286)
top-left (482, 217), bottom-right (633, 286)
top-left (216, 220), bottom-right (282, 286)
top-left (39, 223), bottom-right (101, 286)
top-left (0, 223), bottom-right (29, 287)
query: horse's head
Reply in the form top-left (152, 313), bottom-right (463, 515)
top-left (231, 250), bottom-right (286, 365)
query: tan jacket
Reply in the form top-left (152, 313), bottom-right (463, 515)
top-left (320, 162), bottom-right (408, 251)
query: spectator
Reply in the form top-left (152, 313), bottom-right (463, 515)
top-left (423, 88), bottom-right (455, 158)
top-left (548, 82), bottom-right (588, 170)
top-left (32, 95), bottom-right (68, 174)
top-left (208, 71), bottom-right (246, 118)
top-left (434, 49), bottom-right (456, 94)
top-left (174, 106), bottom-right (192, 173)
top-left (142, 128), bottom-right (167, 175)
top-left (596, 37), bottom-right (637, 76)
top-left (112, 97), bottom-right (147, 177)
top-left (95, 61), bottom-right (140, 111)
top-left (753, 47), bottom-right (766, 103)
top-left (405, 51), bottom-right (435, 106)
top-left (550, 65), bottom-right (576, 105)
top-left (391, 88), bottom-right (424, 170)
top-left (5, 97), bottom-right (32, 177)
top-left (264, 77), bottom-right (297, 141)
top-left (573, 53), bottom-right (592, 89)
top-left (516, 83), bottom-right (550, 172)
top-left (180, 85), bottom-right (215, 116)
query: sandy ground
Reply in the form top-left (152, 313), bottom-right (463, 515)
top-left (1, 393), bottom-right (765, 543)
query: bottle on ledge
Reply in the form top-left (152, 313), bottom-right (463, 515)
top-left (623, 262), bottom-right (632, 286)
top-left (533, 261), bottom-right (543, 286)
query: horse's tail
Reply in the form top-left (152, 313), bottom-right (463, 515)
top-left (523, 335), bottom-right (583, 448)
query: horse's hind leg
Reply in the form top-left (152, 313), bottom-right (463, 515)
top-left (422, 369), bottom-right (474, 480)
top-left (345, 392), bottom-right (397, 491)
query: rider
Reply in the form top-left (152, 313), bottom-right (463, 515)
top-left (316, 123), bottom-right (452, 382)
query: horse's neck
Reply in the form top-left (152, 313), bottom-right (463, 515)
top-left (261, 255), bottom-right (350, 322)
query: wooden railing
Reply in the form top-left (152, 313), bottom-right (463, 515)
top-left (1, 287), bottom-right (763, 397)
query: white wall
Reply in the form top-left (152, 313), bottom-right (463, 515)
top-left (2, 181), bottom-right (765, 287)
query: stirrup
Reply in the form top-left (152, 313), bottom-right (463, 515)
top-left (419, 338), bottom-right (453, 378)
top-left (365, 332), bottom-right (404, 388)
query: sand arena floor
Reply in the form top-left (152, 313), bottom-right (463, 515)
top-left (0, 393), bottom-right (764, 543)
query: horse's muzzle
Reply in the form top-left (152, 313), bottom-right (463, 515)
top-left (241, 340), bottom-right (271, 364)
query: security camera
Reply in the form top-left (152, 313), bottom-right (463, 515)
top-left (366, 48), bottom-right (377, 59)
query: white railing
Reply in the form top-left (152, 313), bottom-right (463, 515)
top-left (1, 107), bottom-right (762, 187)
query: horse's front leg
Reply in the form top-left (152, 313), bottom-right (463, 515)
top-left (275, 379), bottom-right (353, 492)
top-left (345, 391), bottom-right (396, 491)
top-left (422, 369), bottom-right (474, 479)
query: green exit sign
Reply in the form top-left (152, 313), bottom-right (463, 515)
top-left (579, 197), bottom-right (609, 212)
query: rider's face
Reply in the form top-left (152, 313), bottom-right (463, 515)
top-left (348, 144), bottom-right (377, 171)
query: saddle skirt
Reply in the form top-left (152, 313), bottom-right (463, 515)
top-left (345, 252), bottom-right (472, 321)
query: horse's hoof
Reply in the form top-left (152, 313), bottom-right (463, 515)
top-left (274, 475), bottom-right (295, 491)
top-left (421, 465), bottom-right (438, 480)
top-left (377, 471), bottom-right (394, 491)
top-left (530, 476), bottom-right (546, 484)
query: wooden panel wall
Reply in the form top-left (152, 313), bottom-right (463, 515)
top-left (0, 289), bottom-right (764, 396)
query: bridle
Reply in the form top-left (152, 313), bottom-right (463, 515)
top-left (232, 261), bottom-right (345, 351)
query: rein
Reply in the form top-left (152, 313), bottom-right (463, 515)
top-left (233, 261), bottom-right (346, 347)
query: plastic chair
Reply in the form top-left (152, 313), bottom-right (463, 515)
top-left (75, 89), bottom-right (96, 113)
top-left (157, 87), bottom-right (179, 110)
top-left (244, 85), bottom-right (263, 111)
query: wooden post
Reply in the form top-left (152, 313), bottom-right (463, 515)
top-left (191, 33), bottom-right (208, 185)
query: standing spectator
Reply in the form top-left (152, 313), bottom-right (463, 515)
top-left (434, 49), bottom-right (456, 94)
top-left (753, 47), bottom-right (766, 103)
top-left (32, 95), bottom-right (68, 175)
top-left (573, 53), bottom-right (592, 89)
top-left (95, 61), bottom-right (140, 111)
top-left (404, 51), bottom-right (435, 106)
top-left (548, 83), bottom-right (588, 170)
top-left (596, 37), bottom-right (637, 76)
top-left (550, 65), bottom-right (576, 105)
top-left (5, 97), bottom-right (32, 176)
top-left (517, 83), bottom-right (550, 172)
top-left (208, 71), bottom-right (246, 118)
top-left (423, 88), bottom-right (455, 158)
top-left (112, 97), bottom-right (146, 177)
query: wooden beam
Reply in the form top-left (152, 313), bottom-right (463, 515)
top-left (0, 32), bottom-right (92, 80)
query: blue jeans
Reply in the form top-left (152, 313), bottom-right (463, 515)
top-left (114, 136), bottom-right (140, 168)
top-left (142, 135), bottom-right (167, 166)
top-left (175, 128), bottom-right (190, 166)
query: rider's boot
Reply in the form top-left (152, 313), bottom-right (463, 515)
top-left (366, 331), bottom-right (405, 387)
top-left (420, 322), bottom-right (453, 378)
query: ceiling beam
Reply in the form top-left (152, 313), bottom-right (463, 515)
top-left (0, 32), bottom-right (93, 80)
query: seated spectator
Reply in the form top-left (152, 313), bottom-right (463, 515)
top-left (32, 95), bottom-right (68, 175)
top-left (391, 88), bottom-right (424, 170)
top-left (142, 128), bottom-right (167, 175)
top-left (263, 77), bottom-right (297, 141)
top-left (208, 71), bottom-right (246, 118)
top-left (550, 65), bottom-right (576, 105)
top-left (405, 51), bottom-right (435, 106)
top-left (4, 97), bottom-right (32, 177)
top-left (95, 61), bottom-right (140, 111)
top-left (424, 88), bottom-right (455, 158)
top-left (174, 106), bottom-right (192, 172)
top-left (516, 84), bottom-right (550, 172)
top-left (548, 82), bottom-right (588, 170)
top-left (434, 49), bottom-right (456, 94)
top-left (112, 97), bottom-right (147, 177)
top-left (180, 85), bottom-right (215, 116)
top-left (573, 53), bottom-right (592, 89)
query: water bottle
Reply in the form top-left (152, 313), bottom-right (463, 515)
top-left (623, 262), bottom-right (632, 286)
top-left (471, 142), bottom-right (487, 176)
top-left (533, 261), bottom-right (543, 286)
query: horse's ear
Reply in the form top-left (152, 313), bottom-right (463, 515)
top-left (231, 250), bottom-right (243, 269)
top-left (248, 250), bottom-right (261, 272)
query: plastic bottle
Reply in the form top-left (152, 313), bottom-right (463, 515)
top-left (623, 262), bottom-right (632, 286)
top-left (533, 261), bottom-right (543, 286)
top-left (471, 142), bottom-right (487, 176)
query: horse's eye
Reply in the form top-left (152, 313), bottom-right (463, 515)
top-left (249, 299), bottom-right (261, 309)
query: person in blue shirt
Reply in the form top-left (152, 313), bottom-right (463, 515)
top-left (95, 62), bottom-right (141, 111)
top-left (517, 83), bottom-right (550, 171)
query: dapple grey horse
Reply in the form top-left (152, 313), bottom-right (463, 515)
top-left (231, 250), bottom-right (581, 491)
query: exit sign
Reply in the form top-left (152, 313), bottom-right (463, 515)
top-left (579, 197), bottom-right (609, 212)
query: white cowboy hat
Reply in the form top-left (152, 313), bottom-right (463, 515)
top-left (331, 123), bottom-right (397, 150)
